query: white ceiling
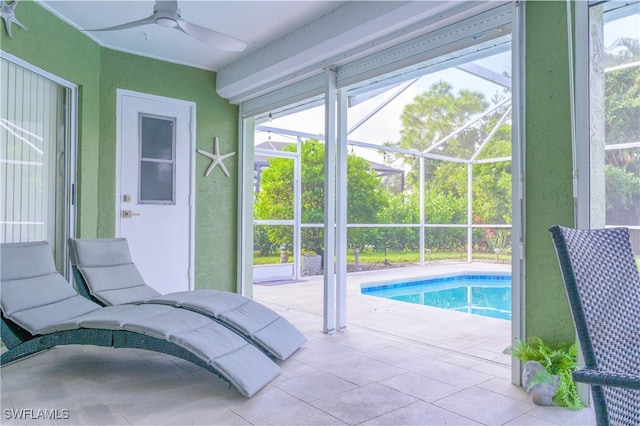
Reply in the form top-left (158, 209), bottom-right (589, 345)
top-left (39, 1), bottom-right (505, 103)
top-left (40, 1), bottom-right (347, 71)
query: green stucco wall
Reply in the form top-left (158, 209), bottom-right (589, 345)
top-left (1, 2), bottom-right (239, 292)
top-left (98, 50), bottom-right (239, 291)
top-left (524, 1), bottom-right (576, 343)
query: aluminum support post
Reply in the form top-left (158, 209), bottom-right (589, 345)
top-left (323, 67), bottom-right (337, 334)
top-left (336, 87), bottom-right (348, 331)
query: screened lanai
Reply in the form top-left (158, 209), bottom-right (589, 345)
top-left (243, 6), bottom-right (517, 343)
top-left (252, 43), bottom-right (513, 282)
top-left (244, 0), bottom-right (639, 347)
top-left (4, 0), bottom-right (640, 422)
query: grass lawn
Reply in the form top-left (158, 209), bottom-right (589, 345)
top-left (255, 251), bottom-right (640, 269)
top-left (254, 249), bottom-right (512, 265)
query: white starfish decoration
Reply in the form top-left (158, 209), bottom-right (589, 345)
top-left (1, 0), bottom-right (27, 38)
top-left (197, 137), bottom-right (235, 177)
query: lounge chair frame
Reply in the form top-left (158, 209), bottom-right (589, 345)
top-left (1, 313), bottom-right (227, 385)
top-left (1, 240), bottom-right (281, 397)
top-left (69, 237), bottom-right (306, 361)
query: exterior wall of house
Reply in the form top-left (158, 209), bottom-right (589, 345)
top-left (98, 50), bottom-right (240, 292)
top-left (524, 1), bottom-right (576, 343)
top-left (1, 2), bottom-right (239, 292)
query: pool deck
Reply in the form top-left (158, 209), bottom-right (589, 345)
top-left (254, 261), bottom-right (513, 366)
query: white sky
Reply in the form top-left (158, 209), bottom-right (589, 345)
top-left (255, 5), bottom-right (638, 165)
top-left (256, 49), bottom-right (511, 165)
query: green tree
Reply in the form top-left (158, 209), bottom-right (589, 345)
top-left (472, 138), bottom-right (512, 225)
top-left (605, 164), bottom-right (640, 226)
top-left (389, 81), bottom-right (512, 250)
top-left (255, 140), bottom-right (390, 257)
top-left (378, 193), bottom-right (420, 251)
top-left (604, 37), bottom-right (640, 227)
top-left (393, 81), bottom-right (490, 187)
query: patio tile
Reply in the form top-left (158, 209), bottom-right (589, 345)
top-left (290, 340), bottom-right (361, 367)
top-left (412, 358), bottom-right (494, 388)
top-left (277, 358), bottom-right (318, 379)
top-left (462, 345), bottom-right (512, 362)
top-left (328, 329), bottom-right (401, 352)
top-left (406, 326), bottom-right (494, 351)
top-left (434, 387), bottom-right (534, 425)
top-left (391, 341), bottom-right (451, 358)
top-left (468, 362), bottom-right (511, 379)
top-left (113, 386), bottom-right (229, 425)
top-left (435, 353), bottom-right (485, 368)
top-left (223, 387), bottom-right (313, 424)
top-left (362, 401), bottom-right (482, 425)
top-left (2, 390), bottom-right (14, 411)
top-left (365, 345), bottom-right (445, 371)
top-left (310, 383), bottom-right (416, 425)
top-left (274, 371), bottom-right (358, 402)
top-left (1, 416), bottom-right (67, 426)
top-left (6, 346), bottom-right (87, 369)
top-left (526, 405), bottom-right (596, 425)
top-left (312, 354), bottom-right (406, 386)
top-left (378, 372), bottom-right (461, 402)
top-left (242, 401), bottom-right (345, 425)
top-left (476, 377), bottom-right (532, 402)
top-left (62, 404), bottom-right (131, 426)
top-left (119, 403), bottom-right (223, 425)
top-left (193, 409), bottom-right (251, 425)
top-left (504, 414), bottom-right (555, 425)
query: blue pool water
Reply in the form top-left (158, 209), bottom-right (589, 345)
top-left (361, 274), bottom-right (511, 320)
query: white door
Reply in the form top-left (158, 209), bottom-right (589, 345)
top-left (116, 90), bottom-right (195, 294)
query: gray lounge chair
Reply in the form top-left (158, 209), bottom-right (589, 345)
top-left (549, 225), bottom-right (640, 425)
top-left (68, 238), bottom-right (306, 361)
top-left (0, 241), bottom-right (281, 397)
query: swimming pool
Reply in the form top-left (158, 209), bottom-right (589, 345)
top-left (361, 274), bottom-right (511, 320)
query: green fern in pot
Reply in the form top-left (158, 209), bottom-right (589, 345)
top-left (508, 336), bottom-right (584, 410)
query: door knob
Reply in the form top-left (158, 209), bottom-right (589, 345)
top-left (122, 210), bottom-right (141, 218)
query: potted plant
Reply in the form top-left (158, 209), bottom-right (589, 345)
top-left (507, 336), bottom-right (584, 410)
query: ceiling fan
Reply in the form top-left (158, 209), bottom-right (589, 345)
top-left (87, 0), bottom-right (246, 52)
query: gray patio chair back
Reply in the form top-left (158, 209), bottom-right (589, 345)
top-left (549, 225), bottom-right (640, 425)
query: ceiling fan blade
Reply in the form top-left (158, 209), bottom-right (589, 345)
top-left (87, 15), bottom-right (157, 32)
top-left (177, 19), bottom-right (246, 52)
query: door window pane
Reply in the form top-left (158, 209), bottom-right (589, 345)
top-left (140, 162), bottom-right (174, 202)
top-left (141, 115), bottom-right (174, 160)
top-left (139, 114), bottom-right (175, 204)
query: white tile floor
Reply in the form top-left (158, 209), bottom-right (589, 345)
top-left (1, 263), bottom-right (596, 425)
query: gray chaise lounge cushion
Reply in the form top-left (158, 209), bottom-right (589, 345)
top-left (68, 238), bottom-right (160, 305)
top-left (1, 241), bottom-right (100, 334)
top-left (1, 241), bottom-right (280, 397)
top-left (70, 238), bottom-right (306, 360)
top-left (152, 290), bottom-right (306, 360)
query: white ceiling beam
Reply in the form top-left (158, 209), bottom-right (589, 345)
top-left (217, 1), bottom-right (501, 103)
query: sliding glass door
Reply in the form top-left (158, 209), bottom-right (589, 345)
top-left (587, 1), bottom-right (639, 243)
top-left (0, 55), bottom-right (76, 275)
